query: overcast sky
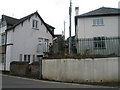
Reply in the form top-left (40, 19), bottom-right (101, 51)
top-left (0, 0), bottom-right (120, 38)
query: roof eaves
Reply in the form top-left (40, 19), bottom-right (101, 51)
top-left (6, 12), bottom-right (37, 31)
top-left (6, 11), bottom-right (55, 38)
top-left (76, 13), bottom-right (120, 18)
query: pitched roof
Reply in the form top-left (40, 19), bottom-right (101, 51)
top-left (4, 11), bottom-right (55, 37)
top-left (2, 15), bottom-right (19, 26)
top-left (76, 7), bottom-right (120, 18)
top-left (46, 23), bottom-right (55, 29)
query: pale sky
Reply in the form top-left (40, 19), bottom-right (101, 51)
top-left (0, 0), bottom-right (120, 39)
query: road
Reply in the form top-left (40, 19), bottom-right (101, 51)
top-left (1, 74), bottom-right (118, 89)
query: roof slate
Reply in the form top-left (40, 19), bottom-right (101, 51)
top-left (2, 15), bottom-right (19, 26)
top-left (76, 7), bottom-right (120, 18)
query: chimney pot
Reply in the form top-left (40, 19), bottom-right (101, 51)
top-left (75, 7), bottom-right (79, 16)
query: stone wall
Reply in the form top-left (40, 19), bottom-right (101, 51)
top-left (10, 61), bottom-right (42, 79)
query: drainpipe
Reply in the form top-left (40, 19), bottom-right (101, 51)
top-left (4, 30), bottom-right (7, 71)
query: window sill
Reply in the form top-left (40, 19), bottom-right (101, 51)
top-left (92, 25), bottom-right (104, 26)
top-left (32, 28), bottom-right (39, 30)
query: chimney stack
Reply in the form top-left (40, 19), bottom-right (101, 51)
top-left (75, 7), bottom-right (79, 16)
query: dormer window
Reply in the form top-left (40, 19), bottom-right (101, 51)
top-left (32, 20), bottom-right (38, 29)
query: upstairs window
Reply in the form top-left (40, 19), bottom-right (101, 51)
top-left (93, 18), bottom-right (104, 26)
top-left (93, 37), bottom-right (106, 49)
top-left (32, 20), bottom-right (38, 29)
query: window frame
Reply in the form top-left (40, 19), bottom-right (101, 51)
top-left (24, 55), bottom-right (27, 62)
top-left (24, 55), bottom-right (31, 62)
top-left (32, 20), bottom-right (39, 30)
top-left (33, 55), bottom-right (35, 62)
top-left (93, 37), bottom-right (106, 49)
top-left (1, 34), bottom-right (5, 45)
top-left (19, 54), bottom-right (22, 61)
top-left (93, 18), bottom-right (104, 26)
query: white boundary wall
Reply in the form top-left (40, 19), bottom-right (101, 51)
top-left (42, 57), bottom-right (119, 82)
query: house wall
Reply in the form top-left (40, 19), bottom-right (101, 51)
top-left (76, 16), bottom-right (118, 38)
top-left (77, 38), bottom-right (120, 56)
top-left (0, 26), bottom-right (7, 34)
top-left (0, 21), bottom-right (7, 70)
top-left (76, 16), bottom-right (119, 54)
top-left (42, 58), bottom-right (119, 82)
top-left (6, 14), bottom-right (53, 70)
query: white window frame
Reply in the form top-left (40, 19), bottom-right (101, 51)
top-left (24, 55), bottom-right (31, 62)
top-left (33, 55), bottom-right (35, 62)
top-left (19, 54), bottom-right (22, 61)
top-left (93, 18), bottom-right (104, 26)
top-left (32, 20), bottom-right (38, 29)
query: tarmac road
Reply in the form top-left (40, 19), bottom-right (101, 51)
top-left (1, 74), bottom-right (118, 89)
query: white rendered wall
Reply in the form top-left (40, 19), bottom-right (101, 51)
top-left (76, 16), bottom-right (118, 38)
top-left (42, 58), bottom-right (119, 82)
top-left (6, 14), bottom-right (53, 70)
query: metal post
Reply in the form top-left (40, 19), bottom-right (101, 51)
top-left (64, 21), bottom-right (66, 40)
top-left (69, 0), bottom-right (72, 54)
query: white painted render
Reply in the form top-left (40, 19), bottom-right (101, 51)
top-left (75, 16), bottom-right (119, 54)
top-left (76, 16), bottom-right (118, 39)
top-left (5, 14), bottom-right (53, 70)
top-left (0, 26), bottom-right (7, 34)
top-left (42, 58), bottom-right (119, 82)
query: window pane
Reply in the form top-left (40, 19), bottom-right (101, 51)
top-left (28, 55), bottom-right (30, 62)
top-left (24, 55), bottom-right (27, 61)
top-left (100, 18), bottom-right (103, 25)
top-left (19, 54), bottom-right (22, 61)
top-left (32, 20), bottom-right (38, 29)
top-left (1, 34), bottom-right (5, 45)
top-left (33, 55), bottom-right (35, 62)
top-left (32, 20), bottom-right (35, 28)
top-left (93, 19), bottom-right (96, 25)
top-left (35, 21), bottom-right (38, 28)
top-left (93, 37), bottom-right (106, 48)
top-left (93, 18), bottom-right (104, 26)
top-left (97, 19), bottom-right (99, 25)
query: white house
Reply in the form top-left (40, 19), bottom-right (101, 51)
top-left (0, 11), bottom-right (55, 70)
top-left (75, 7), bottom-right (120, 56)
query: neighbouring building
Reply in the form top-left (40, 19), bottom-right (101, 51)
top-left (66, 36), bottom-right (77, 54)
top-left (51, 35), bottom-right (65, 54)
top-left (75, 7), bottom-right (120, 56)
top-left (0, 11), bottom-right (55, 70)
